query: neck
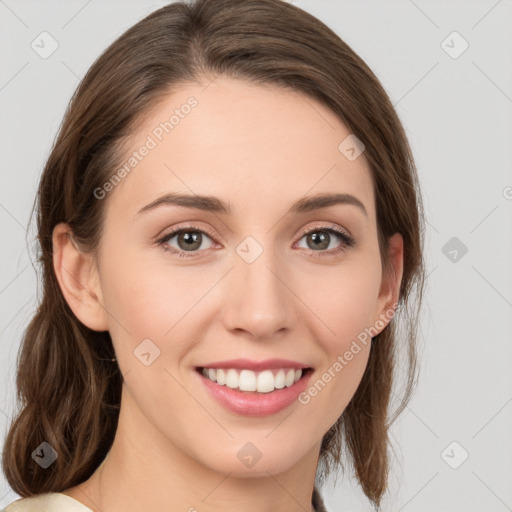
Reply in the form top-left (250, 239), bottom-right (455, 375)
top-left (73, 385), bottom-right (322, 512)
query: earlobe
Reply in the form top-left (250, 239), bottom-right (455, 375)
top-left (52, 222), bottom-right (109, 332)
top-left (373, 232), bottom-right (404, 334)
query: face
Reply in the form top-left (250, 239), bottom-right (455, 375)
top-left (69, 77), bottom-right (402, 477)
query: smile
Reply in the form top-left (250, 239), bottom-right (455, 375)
top-left (199, 367), bottom-right (305, 393)
top-left (195, 366), bottom-right (314, 417)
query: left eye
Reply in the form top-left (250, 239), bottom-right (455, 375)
top-left (156, 225), bottom-right (355, 258)
top-left (296, 227), bottom-right (352, 253)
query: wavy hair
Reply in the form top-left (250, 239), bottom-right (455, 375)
top-left (2, 1), bottom-right (425, 510)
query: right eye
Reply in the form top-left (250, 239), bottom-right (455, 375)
top-left (156, 226), bottom-right (218, 258)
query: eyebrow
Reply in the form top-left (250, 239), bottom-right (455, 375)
top-left (136, 192), bottom-right (368, 217)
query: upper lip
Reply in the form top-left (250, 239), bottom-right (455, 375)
top-left (197, 358), bottom-right (312, 371)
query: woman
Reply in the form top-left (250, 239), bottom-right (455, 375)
top-left (2, 0), bottom-right (425, 510)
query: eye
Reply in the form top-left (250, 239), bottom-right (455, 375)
top-left (156, 223), bottom-right (355, 258)
top-left (295, 224), bottom-right (355, 257)
top-left (156, 225), bottom-right (217, 258)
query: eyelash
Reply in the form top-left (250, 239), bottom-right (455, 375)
top-left (155, 223), bottom-right (355, 259)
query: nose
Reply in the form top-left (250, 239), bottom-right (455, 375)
top-left (221, 244), bottom-right (297, 340)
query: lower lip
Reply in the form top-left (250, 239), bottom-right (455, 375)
top-left (196, 368), bottom-right (313, 417)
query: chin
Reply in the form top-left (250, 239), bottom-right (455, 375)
top-left (196, 440), bottom-right (310, 478)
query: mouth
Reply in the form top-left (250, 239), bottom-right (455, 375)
top-left (195, 366), bottom-right (314, 394)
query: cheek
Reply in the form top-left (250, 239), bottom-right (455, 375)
top-left (99, 243), bottom-right (186, 329)
top-left (304, 256), bottom-right (383, 349)
top-left (100, 260), bottom-right (163, 332)
top-left (99, 235), bottom-right (382, 367)
top-left (297, 255), bottom-right (381, 405)
top-left (98, 247), bottom-right (216, 365)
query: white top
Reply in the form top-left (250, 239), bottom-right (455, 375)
top-left (4, 491), bottom-right (324, 511)
top-left (3, 492), bottom-right (93, 511)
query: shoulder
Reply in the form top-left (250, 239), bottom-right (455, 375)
top-left (3, 492), bottom-right (93, 512)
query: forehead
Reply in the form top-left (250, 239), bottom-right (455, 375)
top-left (104, 76), bottom-right (375, 222)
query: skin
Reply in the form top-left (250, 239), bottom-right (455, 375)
top-left (53, 76), bottom-right (403, 512)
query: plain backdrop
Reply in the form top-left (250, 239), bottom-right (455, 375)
top-left (1, 1), bottom-right (511, 511)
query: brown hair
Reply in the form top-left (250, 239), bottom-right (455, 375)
top-left (2, 0), bottom-right (425, 510)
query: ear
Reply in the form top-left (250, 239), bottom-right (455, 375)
top-left (52, 222), bottom-right (109, 331)
top-left (371, 232), bottom-right (404, 334)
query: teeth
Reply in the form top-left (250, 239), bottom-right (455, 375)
top-left (200, 367), bottom-right (304, 393)
top-left (274, 369), bottom-right (285, 389)
top-left (239, 369), bottom-right (256, 391)
top-left (225, 369), bottom-right (238, 389)
top-left (216, 369), bottom-right (225, 385)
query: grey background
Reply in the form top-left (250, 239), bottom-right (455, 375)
top-left (1, 0), bottom-right (511, 510)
